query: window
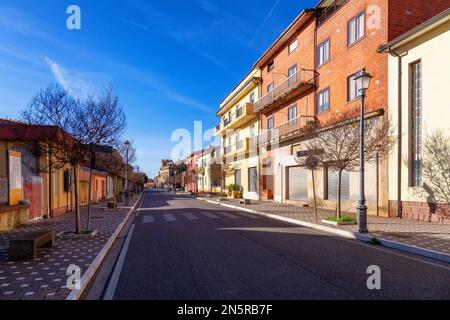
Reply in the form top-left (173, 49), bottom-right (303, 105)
top-left (347, 71), bottom-right (362, 101)
top-left (63, 169), bottom-right (70, 193)
top-left (317, 88), bottom-right (330, 113)
top-left (289, 39), bottom-right (298, 53)
top-left (410, 61), bottom-right (422, 187)
top-left (235, 169), bottom-right (242, 186)
top-left (267, 82), bottom-right (274, 94)
top-left (249, 92), bottom-right (255, 103)
top-left (325, 168), bottom-right (350, 201)
top-left (249, 124), bottom-right (256, 137)
top-left (288, 65), bottom-right (297, 87)
top-left (267, 116), bottom-right (274, 130)
top-left (348, 11), bottom-right (365, 46)
top-left (268, 61), bottom-right (274, 72)
top-left (236, 104), bottom-right (243, 117)
top-left (248, 167), bottom-right (257, 193)
top-left (288, 105), bottom-right (297, 121)
top-left (236, 131), bottom-right (243, 150)
top-left (317, 39), bottom-right (330, 66)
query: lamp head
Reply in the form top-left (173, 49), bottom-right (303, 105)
top-left (355, 70), bottom-right (372, 94)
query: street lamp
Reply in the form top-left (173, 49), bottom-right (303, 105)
top-left (174, 170), bottom-right (177, 191)
top-left (124, 140), bottom-right (130, 206)
top-left (354, 70), bottom-right (372, 234)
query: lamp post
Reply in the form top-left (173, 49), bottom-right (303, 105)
top-left (174, 170), bottom-right (177, 191)
top-left (136, 165), bottom-right (140, 193)
top-left (354, 70), bottom-right (372, 234)
top-left (124, 140), bottom-right (130, 206)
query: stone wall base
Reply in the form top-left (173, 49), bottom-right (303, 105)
top-left (0, 205), bottom-right (30, 232)
top-left (389, 200), bottom-right (450, 224)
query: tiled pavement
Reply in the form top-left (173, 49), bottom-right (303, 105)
top-left (0, 195), bottom-right (140, 300)
top-left (198, 195), bottom-right (450, 258)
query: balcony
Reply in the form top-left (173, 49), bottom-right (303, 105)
top-left (317, 0), bottom-right (348, 27)
top-left (255, 116), bottom-right (318, 146)
top-left (215, 103), bottom-right (257, 136)
top-left (223, 138), bottom-right (253, 160)
top-left (254, 69), bottom-right (318, 114)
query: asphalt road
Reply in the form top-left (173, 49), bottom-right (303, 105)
top-left (110, 190), bottom-right (450, 300)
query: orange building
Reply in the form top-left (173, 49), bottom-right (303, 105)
top-left (253, 0), bottom-right (449, 216)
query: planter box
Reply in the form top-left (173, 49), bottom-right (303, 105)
top-left (321, 219), bottom-right (357, 226)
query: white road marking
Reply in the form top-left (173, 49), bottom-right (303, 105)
top-left (218, 212), bottom-right (241, 219)
top-left (163, 214), bottom-right (177, 222)
top-left (142, 215), bottom-right (155, 224)
top-left (183, 213), bottom-right (199, 220)
top-left (201, 212), bottom-right (220, 219)
top-left (103, 224), bottom-right (136, 300)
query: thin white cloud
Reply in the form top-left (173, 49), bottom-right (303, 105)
top-left (121, 18), bottom-right (149, 30)
top-left (45, 57), bottom-right (71, 91)
top-left (164, 90), bottom-right (213, 114)
top-left (249, 0), bottom-right (282, 46)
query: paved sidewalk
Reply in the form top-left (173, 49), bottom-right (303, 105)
top-left (0, 194), bottom-right (140, 300)
top-left (197, 195), bottom-right (450, 261)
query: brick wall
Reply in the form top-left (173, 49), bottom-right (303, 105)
top-left (389, 200), bottom-right (450, 224)
top-left (315, 0), bottom-right (389, 125)
top-left (388, 0), bottom-right (450, 41)
top-left (259, 17), bottom-right (316, 130)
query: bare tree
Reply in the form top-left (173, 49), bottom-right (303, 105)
top-left (420, 130), bottom-right (450, 204)
top-left (116, 140), bottom-right (137, 196)
top-left (95, 150), bottom-right (126, 206)
top-left (307, 110), bottom-right (395, 218)
top-left (21, 83), bottom-right (127, 233)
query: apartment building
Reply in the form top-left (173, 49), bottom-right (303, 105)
top-left (184, 151), bottom-right (202, 193)
top-left (158, 159), bottom-right (186, 189)
top-left (379, 9), bottom-right (450, 223)
top-left (215, 69), bottom-right (261, 200)
top-left (197, 146), bottom-right (222, 193)
top-left (254, 10), bottom-right (317, 204)
top-left (252, 0), bottom-right (449, 216)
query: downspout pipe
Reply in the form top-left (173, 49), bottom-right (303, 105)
top-left (387, 46), bottom-right (404, 219)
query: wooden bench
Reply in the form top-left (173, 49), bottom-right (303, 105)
top-left (239, 199), bottom-right (251, 205)
top-left (8, 231), bottom-right (55, 261)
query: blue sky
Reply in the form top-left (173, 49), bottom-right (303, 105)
top-left (0, 0), bottom-right (316, 177)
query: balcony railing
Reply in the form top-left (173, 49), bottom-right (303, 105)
top-left (317, 0), bottom-right (348, 26)
top-left (254, 69), bottom-right (318, 113)
top-left (215, 103), bottom-right (256, 134)
top-left (223, 138), bottom-right (250, 156)
top-left (255, 116), bottom-right (318, 146)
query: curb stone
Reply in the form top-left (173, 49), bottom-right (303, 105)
top-left (196, 197), bottom-right (450, 264)
top-left (65, 193), bottom-right (144, 300)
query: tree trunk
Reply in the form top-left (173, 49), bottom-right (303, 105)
top-left (112, 180), bottom-right (116, 204)
top-left (73, 164), bottom-right (81, 234)
top-left (337, 169), bottom-right (343, 219)
top-left (87, 166), bottom-right (93, 231)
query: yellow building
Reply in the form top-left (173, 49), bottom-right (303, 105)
top-left (380, 9), bottom-right (450, 222)
top-left (215, 69), bottom-right (261, 200)
top-left (0, 120), bottom-right (76, 223)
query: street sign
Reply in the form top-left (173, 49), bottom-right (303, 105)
top-left (296, 149), bottom-right (323, 158)
top-left (305, 156), bottom-right (320, 170)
